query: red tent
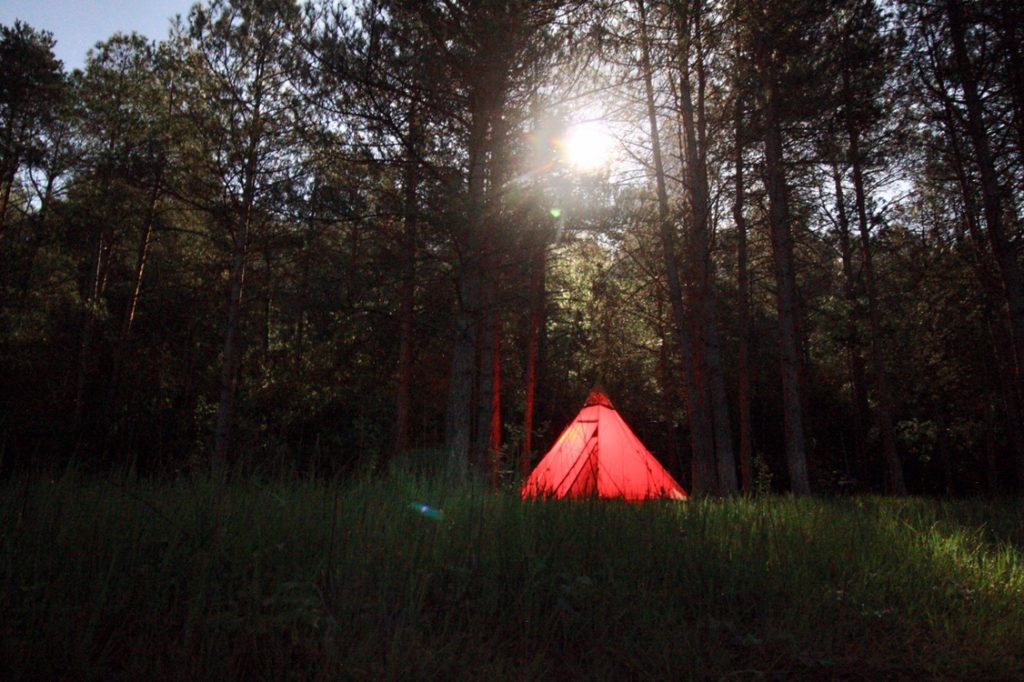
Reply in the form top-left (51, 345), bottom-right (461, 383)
top-left (521, 391), bottom-right (687, 500)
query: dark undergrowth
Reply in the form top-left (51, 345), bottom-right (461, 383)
top-left (2, 469), bottom-right (1022, 680)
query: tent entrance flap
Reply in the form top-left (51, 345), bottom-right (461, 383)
top-left (556, 432), bottom-right (599, 497)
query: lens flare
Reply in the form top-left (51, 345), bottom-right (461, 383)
top-left (561, 121), bottom-right (614, 172)
top-left (410, 502), bottom-right (444, 521)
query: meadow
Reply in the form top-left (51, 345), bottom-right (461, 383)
top-left (2, 470), bottom-right (1023, 680)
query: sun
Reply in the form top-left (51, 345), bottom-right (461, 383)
top-left (561, 120), bottom-right (615, 172)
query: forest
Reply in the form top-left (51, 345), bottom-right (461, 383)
top-left (2, 0), bottom-right (1024, 497)
top-left (4, 1), bottom-right (1024, 678)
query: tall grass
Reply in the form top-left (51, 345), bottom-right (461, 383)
top-left (2, 470), bottom-right (1022, 680)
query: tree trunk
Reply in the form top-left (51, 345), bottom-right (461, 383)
top-left (948, 0), bottom-right (1024, 488)
top-left (831, 164), bottom-right (871, 471)
top-left (705, 307), bottom-right (737, 492)
top-left (849, 159), bottom-right (905, 494)
top-left (983, 311), bottom-right (1024, 488)
top-left (393, 106), bottom-right (421, 459)
top-left (72, 302), bottom-right (98, 436)
top-left (444, 93), bottom-right (490, 477)
top-left (105, 171), bottom-right (162, 455)
top-left (520, 228), bottom-right (545, 476)
top-left (0, 164), bottom-right (15, 238)
top-left (445, 276), bottom-right (478, 477)
top-left (655, 294), bottom-right (685, 479)
top-left (392, 260), bottom-right (415, 456)
top-left (638, 0), bottom-right (716, 495)
top-left (984, 403), bottom-right (1000, 495)
top-left (261, 254), bottom-right (273, 363)
top-left (937, 408), bottom-right (953, 497)
top-left (72, 186), bottom-right (115, 439)
top-left (996, 1), bottom-right (1024, 173)
top-left (212, 227), bottom-right (248, 473)
top-left (0, 144), bottom-right (19, 239)
top-left (489, 314), bottom-right (502, 487)
top-left (294, 214), bottom-right (316, 374)
top-left (475, 299), bottom-right (497, 473)
top-left (675, 5), bottom-right (737, 494)
top-left (939, 80), bottom-right (1024, 488)
top-left (734, 92), bottom-right (753, 494)
top-left (842, 66), bottom-right (906, 494)
top-left (476, 86), bottom-right (513, 479)
top-left (759, 54), bottom-right (810, 494)
top-left (473, 216), bottom-right (499, 476)
top-left (116, 188), bottom-right (158, 360)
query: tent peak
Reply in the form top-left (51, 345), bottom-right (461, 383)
top-left (584, 390), bottom-right (614, 409)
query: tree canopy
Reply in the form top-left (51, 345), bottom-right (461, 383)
top-left (1, 0), bottom-right (1022, 495)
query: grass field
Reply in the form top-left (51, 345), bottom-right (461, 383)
top-left (2, 471), bottom-right (1023, 680)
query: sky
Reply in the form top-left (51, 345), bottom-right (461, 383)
top-left (0, 0), bottom-right (196, 70)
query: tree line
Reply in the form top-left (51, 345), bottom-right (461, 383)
top-left (1, 0), bottom-right (1022, 495)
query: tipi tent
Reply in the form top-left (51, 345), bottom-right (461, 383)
top-left (521, 391), bottom-right (687, 500)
